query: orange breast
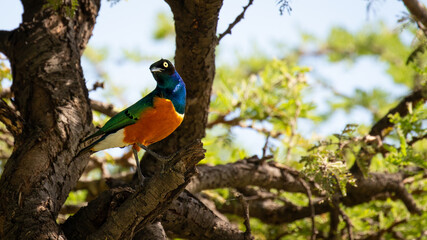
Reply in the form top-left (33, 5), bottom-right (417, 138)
top-left (123, 97), bottom-right (184, 146)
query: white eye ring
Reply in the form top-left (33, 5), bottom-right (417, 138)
top-left (163, 62), bottom-right (168, 68)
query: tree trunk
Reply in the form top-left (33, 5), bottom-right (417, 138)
top-left (0, 0), bottom-right (100, 239)
top-left (141, 0), bottom-right (224, 175)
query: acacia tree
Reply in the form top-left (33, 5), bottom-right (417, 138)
top-left (0, 0), bottom-right (426, 239)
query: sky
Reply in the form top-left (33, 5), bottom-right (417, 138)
top-left (0, 0), bottom-right (423, 156)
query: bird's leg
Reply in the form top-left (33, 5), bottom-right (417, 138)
top-left (137, 143), bottom-right (176, 162)
top-left (132, 148), bottom-right (145, 186)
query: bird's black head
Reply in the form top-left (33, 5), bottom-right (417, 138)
top-left (150, 59), bottom-right (180, 89)
top-left (150, 59), bottom-right (175, 76)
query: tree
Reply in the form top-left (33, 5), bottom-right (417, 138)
top-left (0, 0), bottom-right (426, 239)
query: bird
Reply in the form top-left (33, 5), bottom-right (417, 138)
top-left (79, 59), bottom-right (186, 184)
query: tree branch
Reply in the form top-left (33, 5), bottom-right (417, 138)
top-left (339, 208), bottom-right (353, 240)
top-left (90, 99), bottom-right (118, 117)
top-left (186, 156), bottom-right (309, 194)
top-left (62, 187), bottom-right (135, 239)
top-left (402, 0), bottom-right (427, 35)
top-left (134, 222), bottom-right (167, 240)
top-left (328, 203), bottom-right (340, 240)
top-left (63, 140), bottom-right (205, 240)
top-left (162, 191), bottom-right (247, 240)
top-left (298, 178), bottom-right (316, 240)
top-left (361, 219), bottom-right (407, 240)
top-left (328, 198), bottom-right (353, 240)
top-left (234, 191), bottom-right (253, 240)
top-left (206, 114), bottom-right (242, 128)
top-left (64, 187), bottom-right (246, 240)
top-left (217, 172), bottom-right (421, 224)
top-left (0, 0), bottom-right (101, 236)
top-left (408, 133), bottom-right (427, 146)
top-left (218, 0), bottom-right (254, 42)
top-left (207, 115), bottom-right (282, 138)
top-left (369, 90), bottom-right (425, 139)
top-left (351, 89), bottom-right (426, 174)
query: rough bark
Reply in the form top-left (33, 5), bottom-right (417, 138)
top-left (134, 222), bottom-right (167, 240)
top-left (0, 0), bottom-right (100, 239)
top-left (218, 172), bottom-right (421, 224)
top-left (62, 140), bottom-right (205, 240)
top-left (186, 156), bottom-right (308, 194)
top-left (162, 191), bottom-right (246, 240)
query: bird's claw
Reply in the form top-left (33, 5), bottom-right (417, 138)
top-left (132, 148), bottom-right (145, 187)
top-left (137, 143), bottom-right (175, 162)
top-left (136, 143), bottom-right (181, 174)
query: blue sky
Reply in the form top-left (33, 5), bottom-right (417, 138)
top-left (0, 0), bottom-right (423, 155)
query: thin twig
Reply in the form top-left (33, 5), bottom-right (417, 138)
top-left (330, 197), bottom-right (353, 240)
top-left (235, 191), bottom-right (253, 240)
top-left (261, 134), bottom-right (270, 161)
top-left (90, 99), bottom-right (118, 117)
top-left (89, 81), bottom-right (105, 92)
top-left (206, 114), bottom-right (242, 128)
top-left (298, 178), bottom-right (316, 240)
top-left (217, 0), bottom-right (255, 42)
top-left (402, 0), bottom-right (427, 36)
top-left (338, 208), bottom-right (353, 240)
top-left (361, 219), bottom-right (407, 240)
top-left (408, 133), bottom-right (427, 146)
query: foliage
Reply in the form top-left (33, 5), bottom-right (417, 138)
top-left (44, 0), bottom-right (79, 17)
top-left (1, 4), bottom-right (426, 240)
top-left (384, 102), bottom-right (427, 168)
top-left (0, 56), bottom-right (11, 83)
top-left (324, 24), bottom-right (416, 87)
top-left (201, 21), bottom-right (427, 238)
top-left (301, 125), bottom-right (358, 198)
top-left (207, 57), bottom-right (316, 164)
top-left (304, 23), bottom-right (427, 123)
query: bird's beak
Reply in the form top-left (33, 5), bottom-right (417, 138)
top-left (150, 67), bottom-right (162, 73)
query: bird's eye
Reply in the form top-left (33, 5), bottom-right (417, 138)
top-left (163, 62), bottom-right (168, 68)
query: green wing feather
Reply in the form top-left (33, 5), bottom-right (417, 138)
top-left (82, 92), bottom-right (155, 142)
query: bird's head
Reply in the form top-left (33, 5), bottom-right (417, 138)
top-left (150, 59), bottom-right (181, 89)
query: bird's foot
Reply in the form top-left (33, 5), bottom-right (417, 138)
top-left (137, 144), bottom-right (180, 174)
top-left (132, 148), bottom-right (145, 187)
top-left (137, 143), bottom-right (176, 162)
